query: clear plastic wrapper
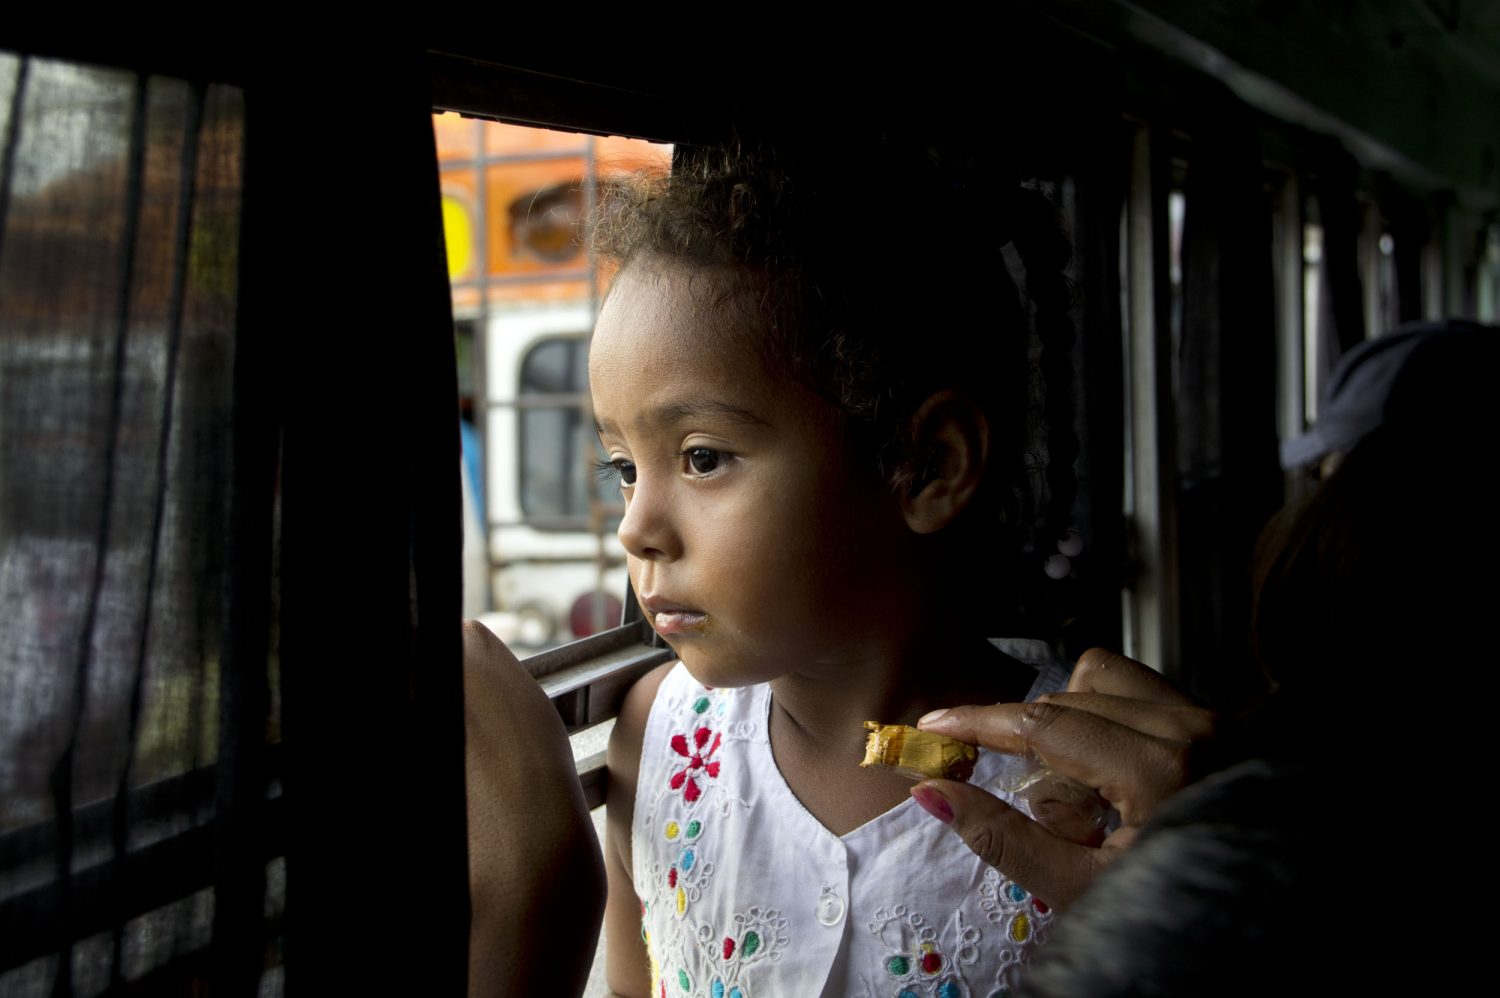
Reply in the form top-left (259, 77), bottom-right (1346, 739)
top-left (991, 753), bottom-right (1114, 843)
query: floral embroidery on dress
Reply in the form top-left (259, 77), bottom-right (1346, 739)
top-left (690, 905), bottom-right (789, 998)
top-left (865, 905), bottom-right (980, 997)
top-left (973, 868), bottom-right (1053, 994)
top-left (641, 678), bottom-right (767, 998)
top-left (977, 868), bottom-right (1051, 944)
top-left (662, 812), bottom-right (715, 919)
top-left (668, 725), bottom-right (723, 803)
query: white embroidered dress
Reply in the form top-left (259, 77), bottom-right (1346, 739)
top-left (632, 642), bottom-right (1069, 998)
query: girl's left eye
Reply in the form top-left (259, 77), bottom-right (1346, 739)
top-left (685, 447), bottom-right (722, 475)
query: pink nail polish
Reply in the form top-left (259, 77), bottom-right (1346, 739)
top-left (911, 785), bottom-right (954, 823)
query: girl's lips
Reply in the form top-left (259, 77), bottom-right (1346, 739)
top-left (639, 595), bottom-right (707, 636)
top-left (652, 609), bottom-right (708, 636)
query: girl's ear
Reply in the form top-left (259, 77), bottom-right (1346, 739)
top-left (900, 390), bottom-right (989, 534)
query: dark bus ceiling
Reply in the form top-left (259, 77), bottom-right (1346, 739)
top-left (1063, 0), bottom-right (1500, 208)
top-left (10, 0), bottom-right (1499, 206)
top-left (429, 1), bottom-right (1499, 211)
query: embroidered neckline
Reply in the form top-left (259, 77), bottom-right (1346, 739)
top-left (636, 663), bottom-right (1058, 998)
top-left (752, 670), bottom-right (1053, 847)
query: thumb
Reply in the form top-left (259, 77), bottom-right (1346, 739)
top-left (911, 780), bottom-right (1101, 911)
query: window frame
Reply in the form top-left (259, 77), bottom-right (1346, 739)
top-left (429, 55), bottom-right (697, 811)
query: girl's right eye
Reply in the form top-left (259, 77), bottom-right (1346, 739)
top-left (594, 458), bottom-right (637, 487)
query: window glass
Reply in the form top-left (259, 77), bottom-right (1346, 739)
top-left (518, 337), bottom-right (617, 522)
top-left (435, 114), bottom-right (670, 651)
top-left (1480, 223), bottom-right (1500, 323)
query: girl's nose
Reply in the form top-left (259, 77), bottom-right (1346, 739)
top-left (616, 479), bottom-right (680, 562)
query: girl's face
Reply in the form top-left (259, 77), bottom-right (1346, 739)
top-left (590, 258), bottom-right (917, 687)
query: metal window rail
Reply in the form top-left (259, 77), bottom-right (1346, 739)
top-left (0, 755), bottom-right (284, 973)
top-left (527, 616), bottom-right (674, 811)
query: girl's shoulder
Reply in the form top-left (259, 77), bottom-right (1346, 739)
top-left (614, 663), bottom-right (764, 773)
top-left (606, 661), bottom-right (678, 802)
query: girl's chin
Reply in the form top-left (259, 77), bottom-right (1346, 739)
top-left (675, 654), bottom-right (774, 691)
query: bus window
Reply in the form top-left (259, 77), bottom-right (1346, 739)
top-left (517, 335), bottom-right (604, 524)
top-left (1482, 223), bottom-right (1500, 322)
top-left (434, 115), bottom-right (675, 996)
top-left (434, 113), bottom-right (670, 652)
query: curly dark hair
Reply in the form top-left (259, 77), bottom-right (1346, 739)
top-left (592, 139), bottom-right (1079, 629)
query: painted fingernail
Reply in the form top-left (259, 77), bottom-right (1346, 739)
top-left (910, 784), bottom-right (954, 823)
top-left (917, 709), bottom-right (948, 727)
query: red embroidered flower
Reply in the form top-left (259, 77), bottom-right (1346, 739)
top-left (668, 726), bottom-right (722, 802)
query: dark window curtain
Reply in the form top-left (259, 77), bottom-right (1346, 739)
top-left (0, 42), bottom-right (468, 996)
top-left (258, 44), bottom-right (469, 997)
top-left (0, 52), bottom-right (268, 995)
top-left (1175, 87), bottom-right (1284, 713)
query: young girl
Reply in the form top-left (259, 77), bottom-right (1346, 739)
top-left (594, 142), bottom-right (1080, 998)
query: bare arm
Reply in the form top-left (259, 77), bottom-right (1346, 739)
top-left (463, 620), bottom-right (606, 998)
top-left (602, 662), bottom-right (674, 998)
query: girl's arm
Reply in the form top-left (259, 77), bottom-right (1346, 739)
top-left (603, 662), bottom-right (674, 998)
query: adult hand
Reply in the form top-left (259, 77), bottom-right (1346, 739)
top-left (908, 648), bottom-right (1216, 910)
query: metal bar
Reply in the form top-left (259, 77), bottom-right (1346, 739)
top-left (439, 148), bottom-right (591, 169)
top-left (450, 268), bottom-right (592, 287)
top-left (0, 796), bottom-right (284, 973)
top-left (0, 56), bottom-right (30, 273)
top-left (1273, 171), bottom-right (1306, 442)
top-left (526, 621), bottom-right (672, 732)
top-left (485, 392), bottom-right (591, 409)
top-left (540, 645), bottom-right (671, 703)
top-left (472, 114), bottom-right (493, 612)
top-left (527, 624), bottom-right (663, 686)
top-left (1359, 198), bottom-right (1383, 337)
top-left (487, 522), bottom-right (625, 537)
top-left (426, 50), bottom-right (718, 147)
top-left (578, 752), bottom-right (607, 812)
top-left (1122, 121), bottom-right (1181, 675)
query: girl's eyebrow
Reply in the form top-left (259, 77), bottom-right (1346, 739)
top-left (595, 399), bottom-right (770, 438)
top-left (657, 399), bottom-right (770, 426)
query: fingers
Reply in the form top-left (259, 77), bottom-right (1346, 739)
top-left (1066, 647), bottom-right (1196, 706)
top-left (906, 649), bottom-right (1206, 913)
top-left (911, 780), bottom-right (1108, 911)
top-left (918, 701), bottom-right (1188, 826)
top-left (917, 701), bottom-right (1036, 755)
top-left (1032, 691), bottom-right (1215, 742)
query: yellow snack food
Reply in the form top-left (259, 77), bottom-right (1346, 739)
top-left (859, 721), bottom-right (978, 782)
